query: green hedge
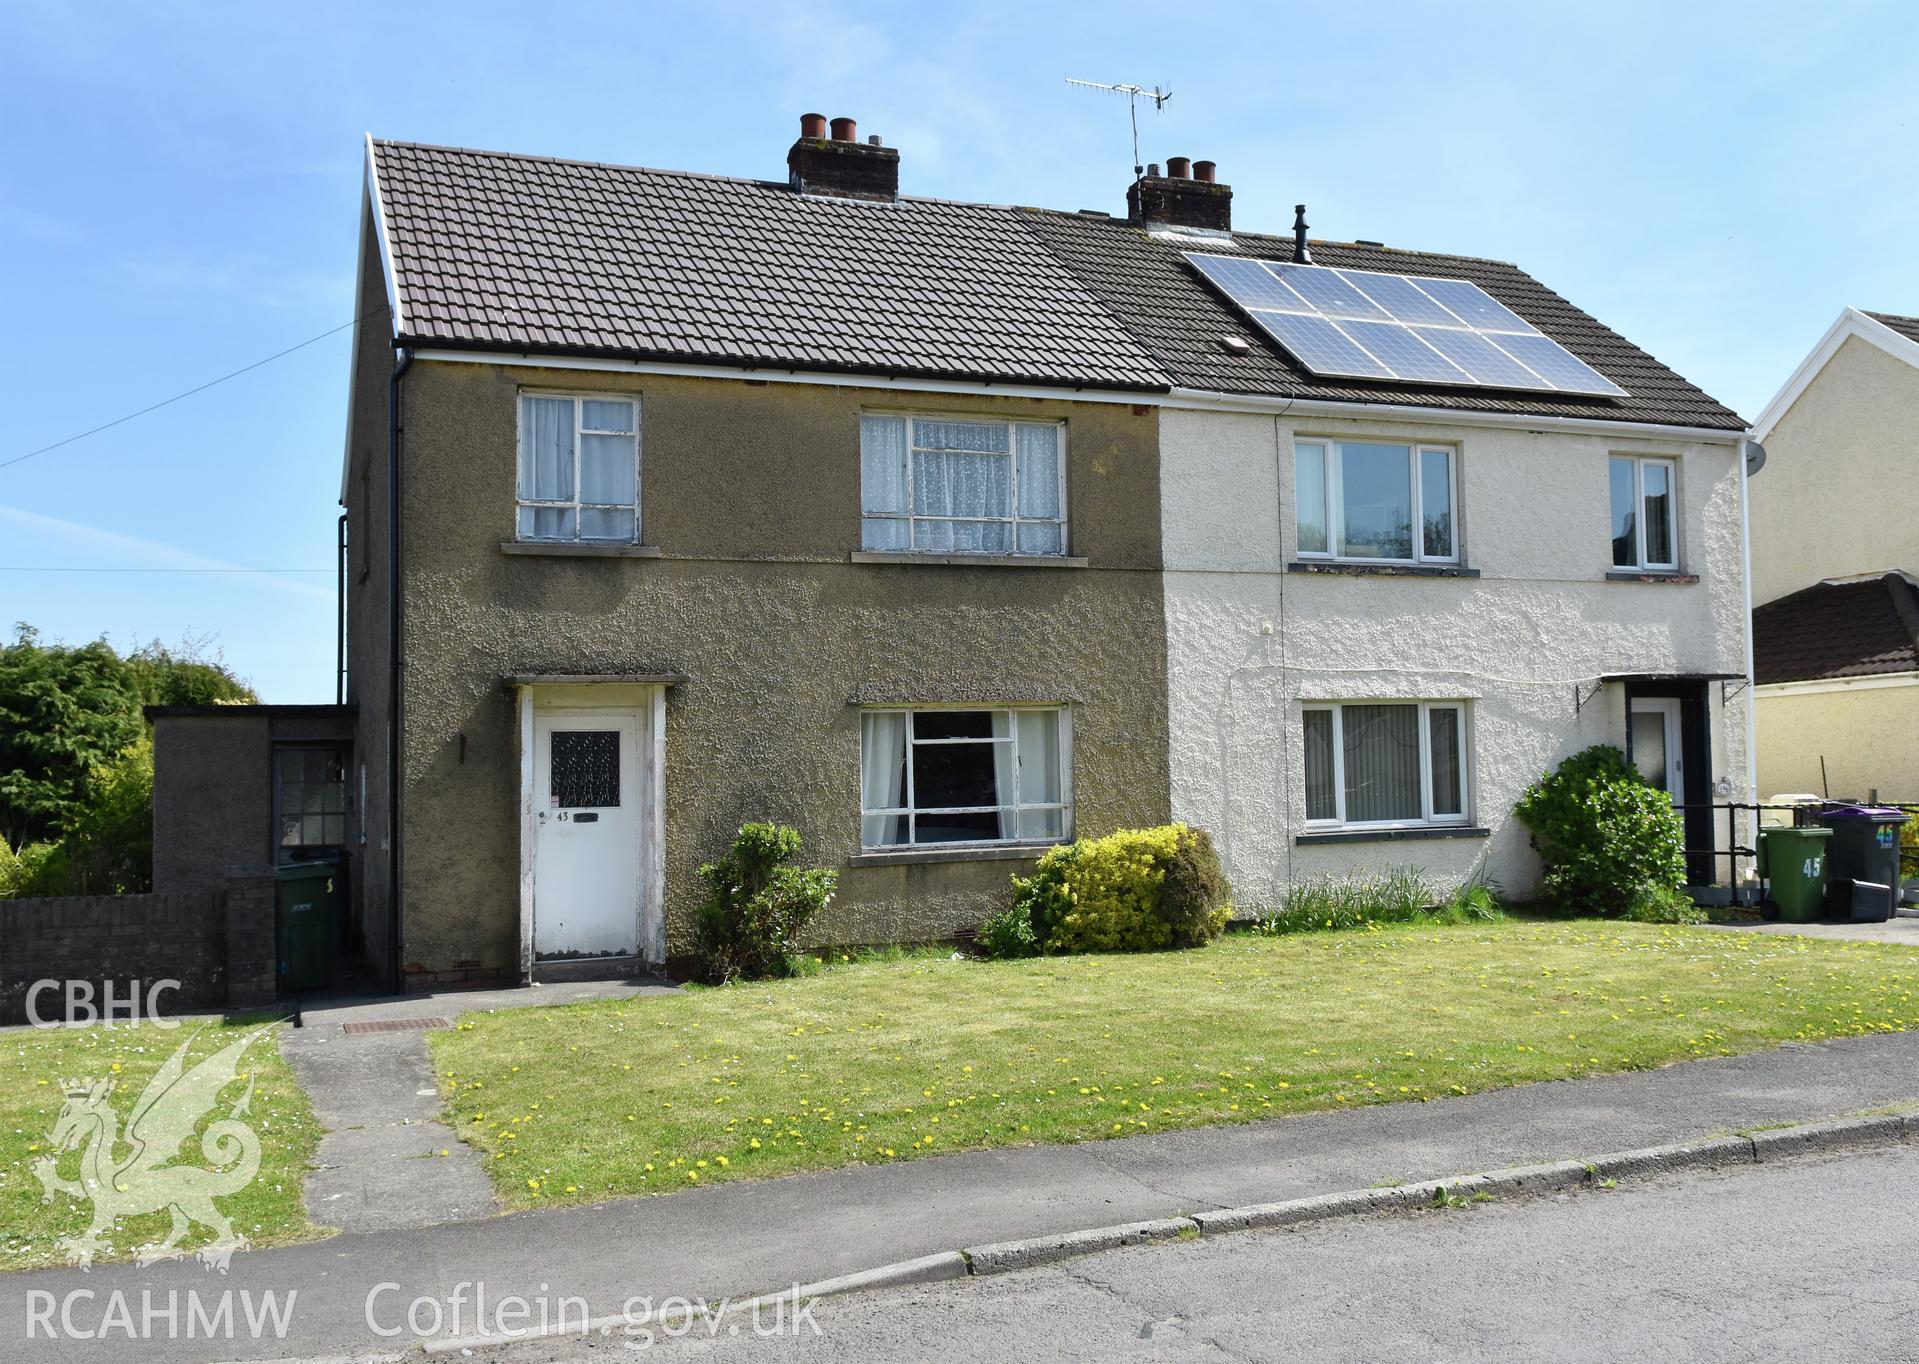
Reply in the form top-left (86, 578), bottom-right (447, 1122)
top-left (982, 824), bottom-right (1232, 957)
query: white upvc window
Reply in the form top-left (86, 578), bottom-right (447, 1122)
top-left (1301, 701), bottom-right (1468, 828)
top-left (516, 394), bottom-right (641, 543)
top-left (859, 414), bottom-right (1067, 555)
top-left (1609, 455), bottom-right (1678, 571)
top-left (1295, 439), bottom-right (1458, 565)
top-left (860, 706), bottom-right (1072, 849)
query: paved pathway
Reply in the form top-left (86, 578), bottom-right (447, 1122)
top-left (7, 1028), bottom-right (1918, 1362)
top-left (280, 978), bottom-right (676, 1234)
top-left (1705, 909), bottom-right (1919, 945)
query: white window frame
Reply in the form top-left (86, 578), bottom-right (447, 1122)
top-left (859, 705), bottom-right (1073, 849)
top-left (860, 413), bottom-right (1069, 556)
top-left (1609, 455), bottom-right (1679, 572)
top-left (1294, 438), bottom-right (1459, 566)
top-left (515, 392), bottom-right (642, 544)
top-left (1301, 700), bottom-right (1469, 829)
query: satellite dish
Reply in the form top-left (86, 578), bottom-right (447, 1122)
top-left (1740, 438), bottom-right (1767, 475)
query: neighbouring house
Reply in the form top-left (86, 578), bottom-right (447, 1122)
top-left (1749, 309), bottom-right (1919, 800)
top-left (145, 113), bottom-right (1755, 990)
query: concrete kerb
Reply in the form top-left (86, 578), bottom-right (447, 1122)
top-left (422, 1112), bottom-right (1913, 1358)
top-left (965, 1218), bottom-right (1196, 1276)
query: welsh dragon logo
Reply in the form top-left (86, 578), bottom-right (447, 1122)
top-left (33, 1027), bottom-right (267, 1270)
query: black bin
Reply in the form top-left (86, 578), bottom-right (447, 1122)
top-left (1817, 805), bottom-right (1908, 922)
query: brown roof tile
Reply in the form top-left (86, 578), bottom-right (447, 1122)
top-left (1018, 210), bottom-right (1745, 430)
top-left (370, 138), bottom-right (1744, 429)
top-left (1753, 574), bottom-right (1919, 684)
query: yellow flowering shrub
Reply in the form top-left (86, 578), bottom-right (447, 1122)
top-left (1010, 824), bottom-right (1232, 955)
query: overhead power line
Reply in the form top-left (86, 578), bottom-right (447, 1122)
top-left (1, 306), bottom-right (389, 473)
top-left (0, 566), bottom-right (334, 574)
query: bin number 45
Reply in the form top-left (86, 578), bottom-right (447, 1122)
top-left (1802, 855), bottom-right (1823, 878)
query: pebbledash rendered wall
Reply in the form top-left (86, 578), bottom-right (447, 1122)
top-left (384, 360), bottom-right (1170, 980)
top-left (1158, 407), bottom-right (1753, 910)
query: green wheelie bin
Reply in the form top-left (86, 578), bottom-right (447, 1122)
top-left (1757, 825), bottom-right (1832, 923)
top-left (275, 860), bottom-right (339, 993)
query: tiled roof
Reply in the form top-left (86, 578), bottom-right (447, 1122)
top-left (370, 138), bottom-right (1745, 428)
top-left (369, 140), bottom-right (1168, 391)
top-left (1020, 210), bottom-right (1746, 430)
top-left (1866, 311), bottom-right (1919, 345)
top-left (1753, 574), bottom-right (1919, 684)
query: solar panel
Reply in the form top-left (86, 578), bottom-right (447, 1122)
top-left (1183, 252), bottom-right (1628, 398)
top-left (1246, 311), bottom-right (1392, 379)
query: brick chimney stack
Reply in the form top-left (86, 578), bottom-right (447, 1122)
top-left (1127, 157), bottom-right (1231, 232)
top-left (787, 112), bottom-right (900, 202)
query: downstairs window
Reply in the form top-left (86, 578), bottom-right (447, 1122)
top-left (1302, 701), bottom-right (1468, 828)
top-left (860, 707), bottom-right (1071, 848)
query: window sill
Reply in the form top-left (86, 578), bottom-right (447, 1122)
top-left (1605, 570), bottom-right (1697, 585)
top-left (851, 552), bottom-right (1089, 570)
top-left (500, 541), bottom-right (664, 559)
top-left (1288, 561), bottom-right (1479, 579)
top-left (848, 843), bottom-right (1059, 868)
top-left (1295, 825), bottom-right (1491, 846)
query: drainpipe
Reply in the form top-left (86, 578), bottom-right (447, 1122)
top-left (1739, 436), bottom-right (1761, 900)
top-left (386, 348), bottom-right (413, 996)
top-left (335, 512), bottom-right (348, 705)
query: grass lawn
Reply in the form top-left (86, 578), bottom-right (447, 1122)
top-left (431, 921), bottom-right (1919, 1211)
top-left (0, 1018), bottom-right (322, 1270)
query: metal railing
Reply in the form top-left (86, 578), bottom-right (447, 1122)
top-left (1677, 799), bottom-right (1917, 899)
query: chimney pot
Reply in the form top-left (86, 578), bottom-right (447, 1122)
top-left (867, 134), bottom-right (881, 146)
top-left (799, 112), bottom-right (827, 139)
top-left (1166, 156), bottom-right (1191, 179)
top-left (1193, 160), bottom-right (1216, 184)
top-left (830, 116), bottom-right (858, 142)
top-left (1147, 162), bottom-right (1161, 177)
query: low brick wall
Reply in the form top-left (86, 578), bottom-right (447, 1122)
top-left (0, 868), bottom-right (279, 1024)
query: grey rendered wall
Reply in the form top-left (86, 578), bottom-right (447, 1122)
top-left (394, 362), bottom-right (1169, 977)
top-left (151, 713), bottom-right (270, 894)
top-left (341, 193), bottom-right (395, 974)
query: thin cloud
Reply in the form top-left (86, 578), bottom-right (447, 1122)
top-left (0, 505), bottom-right (334, 605)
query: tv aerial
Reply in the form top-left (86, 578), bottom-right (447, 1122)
top-left (1065, 77), bottom-right (1172, 182)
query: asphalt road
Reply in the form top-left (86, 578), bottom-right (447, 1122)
top-left (513, 1143), bottom-right (1919, 1363)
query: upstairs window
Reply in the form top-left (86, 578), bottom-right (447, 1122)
top-left (1295, 440), bottom-right (1457, 564)
top-left (1609, 456), bottom-right (1677, 571)
top-left (860, 707), bottom-right (1071, 848)
top-left (517, 394), bottom-right (640, 543)
top-left (1302, 701), bottom-right (1468, 828)
top-left (860, 415), bottom-right (1066, 556)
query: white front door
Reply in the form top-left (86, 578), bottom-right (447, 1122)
top-left (1629, 698), bottom-right (1685, 806)
top-left (532, 712), bottom-right (643, 961)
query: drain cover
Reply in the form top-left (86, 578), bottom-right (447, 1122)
top-left (341, 1017), bottom-right (452, 1035)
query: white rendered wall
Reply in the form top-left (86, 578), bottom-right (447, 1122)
top-left (1159, 407), bottom-right (1753, 909)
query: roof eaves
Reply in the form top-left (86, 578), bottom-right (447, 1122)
top-left (398, 334), bottom-right (1174, 394)
top-left (1752, 307), bottom-right (1919, 442)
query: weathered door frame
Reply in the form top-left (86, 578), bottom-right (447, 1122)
top-left (514, 680), bottom-right (668, 981)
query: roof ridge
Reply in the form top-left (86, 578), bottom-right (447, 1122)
top-left (1886, 572), bottom-right (1919, 650)
top-left (1016, 204), bottom-right (1526, 271)
top-left (372, 136), bottom-right (1054, 217)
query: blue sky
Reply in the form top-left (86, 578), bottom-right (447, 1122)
top-left (4, 1), bottom-right (1914, 701)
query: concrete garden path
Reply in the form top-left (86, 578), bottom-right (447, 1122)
top-left (9, 1027), bottom-right (1919, 1363)
top-left (1706, 908), bottom-right (1919, 946)
top-left (279, 977), bottom-right (677, 1234)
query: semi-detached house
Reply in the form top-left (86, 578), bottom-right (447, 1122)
top-left (147, 114), bottom-right (1757, 990)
